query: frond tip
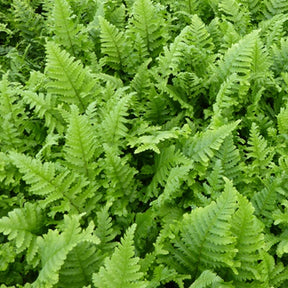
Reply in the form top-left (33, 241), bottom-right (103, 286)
top-left (93, 224), bottom-right (147, 288)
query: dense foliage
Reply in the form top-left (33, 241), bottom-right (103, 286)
top-left (1, 0), bottom-right (288, 287)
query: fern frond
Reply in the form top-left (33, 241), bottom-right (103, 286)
top-left (34, 214), bottom-right (99, 287)
top-left (21, 91), bottom-right (64, 134)
top-left (45, 42), bottom-right (95, 112)
top-left (272, 38), bottom-right (288, 76)
top-left (259, 14), bottom-right (288, 49)
top-left (102, 145), bottom-right (138, 215)
top-left (246, 123), bottom-right (274, 170)
top-left (9, 152), bottom-right (88, 213)
top-left (11, 0), bottom-right (44, 42)
top-left (99, 16), bottom-right (127, 71)
top-left (167, 179), bottom-right (238, 276)
top-left (218, 0), bottom-right (250, 34)
top-left (64, 105), bottom-right (98, 180)
top-left (230, 195), bottom-right (264, 283)
top-left (94, 204), bottom-right (117, 253)
top-left (251, 178), bottom-right (283, 225)
top-left (146, 146), bottom-right (188, 199)
top-left (277, 105), bottom-right (288, 134)
top-left (100, 90), bottom-right (132, 148)
top-left (93, 224), bottom-right (147, 288)
top-left (57, 242), bottom-right (100, 288)
top-left (213, 135), bottom-right (241, 182)
top-left (189, 270), bottom-right (229, 288)
top-left (131, 0), bottom-right (167, 57)
top-left (184, 120), bottom-right (240, 168)
top-left (0, 203), bottom-right (43, 266)
top-left (214, 30), bottom-right (259, 87)
top-left (263, 0), bottom-right (288, 17)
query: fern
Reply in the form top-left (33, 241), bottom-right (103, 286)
top-left (100, 90), bottom-right (132, 149)
top-left (34, 214), bottom-right (99, 287)
top-left (45, 42), bottom-right (96, 112)
top-left (47, 0), bottom-right (90, 57)
top-left (229, 195), bottom-right (265, 283)
top-left (0, 203), bottom-right (43, 266)
top-left (99, 16), bottom-right (127, 71)
top-left (164, 179), bottom-right (238, 277)
top-left (184, 121), bottom-right (240, 169)
top-left (9, 152), bottom-right (88, 214)
top-left (189, 270), bottom-right (231, 288)
top-left (102, 145), bottom-right (138, 215)
top-left (57, 242), bottom-right (100, 288)
top-left (245, 123), bottom-right (274, 173)
top-left (64, 105), bottom-right (98, 180)
top-left (263, 0), bottom-right (288, 17)
top-left (93, 224), bottom-right (147, 288)
top-left (130, 0), bottom-right (167, 57)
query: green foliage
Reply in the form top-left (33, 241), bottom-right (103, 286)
top-left (2, 0), bottom-right (288, 287)
top-left (92, 224), bottom-right (147, 288)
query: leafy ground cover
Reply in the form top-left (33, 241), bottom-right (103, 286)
top-left (1, 0), bottom-right (288, 287)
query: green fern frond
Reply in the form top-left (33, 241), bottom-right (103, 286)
top-left (259, 14), bottom-right (288, 48)
top-left (272, 38), bottom-right (288, 76)
top-left (102, 145), bottom-right (138, 215)
top-left (100, 90), bottom-right (132, 148)
top-left (263, 0), bottom-right (288, 17)
top-left (45, 42), bottom-right (96, 112)
top-left (189, 270), bottom-right (230, 288)
top-left (154, 164), bottom-right (193, 207)
top-left (203, 159), bottom-right (224, 198)
top-left (11, 0), bottom-right (44, 42)
top-left (99, 16), bottom-right (127, 71)
top-left (213, 135), bottom-right (241, 182)
top-left (94, 204), bottom-right (117, 253)
top-left (64, 105), bottom-right (98, 180)
top-left (48, 0), bottom-right (90, 56)
top-left (129, 127), bottom-right (185, 154)
top-left (93, 224), bottom-right (147, 288)
top-left (34, 214), bottom-right (99, 287)
top-left (251, 178), bottom-right (283, 225)
top-left (214, 30), bottom-right (260, 88)
top-left (21, 91), bottom-right (64, 134)
top-left (258, 253), bottom-right (288, 287)
top-left (9, 152), bottom-right (88, 213)
top-left (184, 120), bottom-right (240, 168)
top-left (277, 105), bottom-right (288, 134)
top-left (146, 146), bottom-right (188, 199)
top-left (218, 0), bottom-right (250, 34)
top-left (57, 242), bottom-right (100, 288)
top-left (246, 123), bottom-right (274, 170)
top-left (167, 179), bottom-right (238, 276)
top-left (0, 203), bottom-right (43, 266)
top-left (131, 0), bottom-right (167, 57)
top-left (230, 195), bottom-right (264, 283)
